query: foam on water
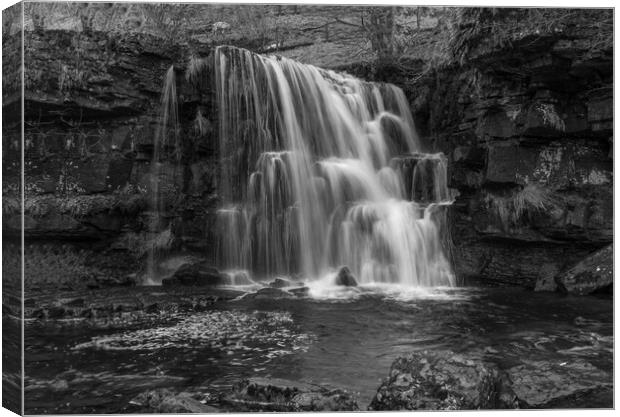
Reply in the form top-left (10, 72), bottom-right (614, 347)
top-left (304, 274), bottom-right (468, 302)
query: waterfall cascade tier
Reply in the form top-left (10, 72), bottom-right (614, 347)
top-left (215, 46), bottom-right (455, 287)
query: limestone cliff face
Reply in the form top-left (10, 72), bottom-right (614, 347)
top-left (390, 9), bottom-right (613, 288)
top-left (3, 4), bottom-right (377, 281)
top-left (3, 5), bottom-right (612, 289)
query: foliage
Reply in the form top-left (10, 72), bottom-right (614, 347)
top-left (228, 6), bottom-right (276, 47)
top-left (193, 109), bottom-right (212, 139)
top-left (22, 243), bottom-right (94, 288)
top-left (58, 64), bottom-right (86, 93)
top-left (350, 7), bottom-right (613, 78)
top-left (2, 243), bottom-right (102, 289)
top-left (185, 55), bottom-right (210, 90)
top-left (2, 4), bottom-right (21, 37)
top-left (148, 228), bottom-right (175, 255)
top-left (19, 183), bottom-right (147, 220)
top-left (485, 183), bottom-right (557, 229)
top-left (139, 3), bottom-right (196, 41)
top-left (536, 103), bottom-right (566, 132)
top-left (443, 8), bottom-right (612, 67)
top-left (2, 197), bottom-right (20, 217)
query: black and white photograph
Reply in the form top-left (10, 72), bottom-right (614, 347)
top-left (1, 0), bottom-right (615, 414)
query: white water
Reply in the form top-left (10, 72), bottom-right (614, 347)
top-left (145, 65), bottom-right (179, 285)
top-left (215, 46), bottom-right (454, 287)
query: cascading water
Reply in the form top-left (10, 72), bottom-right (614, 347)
top-left (145, 65), bottom-right (179, 284)
top-left (215, 46), bottom-right (454, 287)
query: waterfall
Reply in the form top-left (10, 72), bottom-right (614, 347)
top-left (145, 65), bottom-right (179, 284)
top-left (215, 46), bottom-right (454, 287)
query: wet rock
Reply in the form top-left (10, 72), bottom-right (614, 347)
top-left (506, 359), bottom-right (612, 408)
top-left (485, 145), bottom-right (538, 184)
top-left (534, 264), bottom-right (561, 292)
top-left (587, 97), bottom-right (613, 123)
top-left (555, 245), bottom-right (612, 295)
top-left (390, 153), bottom-right (450, 202)
top-left (61, 298), bottom-right (85, 308)
top-left (129, 388), bottom-right (219, 413)
top-left (226, 270), bottom-right (254, 286)
top-left (242, 287), bottom-right (294, 300)
top-left (46, 306), bottom-right (66, 319)
top-left (452, 146), bottom-right (486, 168)
top-left (224, 377), bottom-right (358, 411)
top-left (335, 266), bottom-right (358, 287)
top-left (477, 110), bottom-right (517, 138)
top-left (85, 273), bottom-right (138, 289)
top-left (369, 350), bottom-right (517, 410)
top-left (269, 277), bottom-right (293, 288)
top-left (288, 286), bottom-right (310, 297)
top-left (161, 262), bottom-right (227, 287)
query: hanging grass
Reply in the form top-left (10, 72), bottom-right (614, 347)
top-left (148, 227), bottom-right (175, 256)
top-left (193, 109), bottom-right (212, 138)
top-left (185, 55), bottom-right (211, 90)
top-left (536, 103), bottom-right (566, 132)
top-left (485, 183), bottom-right (556, 229)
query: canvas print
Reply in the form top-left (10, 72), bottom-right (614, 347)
top-left (1, 2), bottom-right (614, 414)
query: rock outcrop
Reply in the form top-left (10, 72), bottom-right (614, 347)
top-left (161, 262), bottom-right (227, 287)
top-left (129, 389), bottom-right (220, 413)
top-left (383, 9), bottom-right (613, 288)
top-left (371, 350), bottom-right (612, 410)
top-left (369, 350), bottom-right (517, 410)
top-left (505, 359), bottom-right (613, 408)
top-left (334, 266), bottom-right (358, 287)
top-left (241, 287), bottom-right (295, 300)
top-left (553, 245), bottom-right (613, 295)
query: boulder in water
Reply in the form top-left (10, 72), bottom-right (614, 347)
top-left (369, 350), bottom-right (517, 410)
top-left (129, 388), bottom-right (219, 413)
top-left (269, 277), bottom-right (293, 288)
top-left (268, 277), bottom-right (303, 288)
top-left (288, 286), bottom-right (310, 297)
top-left (161, 262), bottom-right (227, 287)
top-left (223, 377), bottom-right (358, 411)
top-left (506, 359), bottom-right (612, 408)
top-left (554, 245), bottom-right (612, 295)
top-left (334, 266), bottom-right (358, 287)
top-left (241, 287), bottom-right (294, 300)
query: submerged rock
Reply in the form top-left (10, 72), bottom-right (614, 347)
top-left (554, 245), bottom-right (612, 295)
top-left (506, 359), bottom-right (612, 408)
top-left (223, 377), bottom-right (358, 411)
top-left (129, 388), bottom-right (219, 413)
top-left (334, 266), bottom-right (358, 287)
top-left (161, 262), bottom-right (227, 287)
top-left (369, 350), bottom-right (517, 410)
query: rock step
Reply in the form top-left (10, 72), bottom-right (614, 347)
top-left (370, 350), bottom-right (612, 410)
top-left (554, 244), bottom-right (613, 295)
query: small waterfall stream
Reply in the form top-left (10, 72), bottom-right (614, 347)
top-left (214, 46), bottom-right (455, 287)
top-left (145, 65), bottom-right (179, 284)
